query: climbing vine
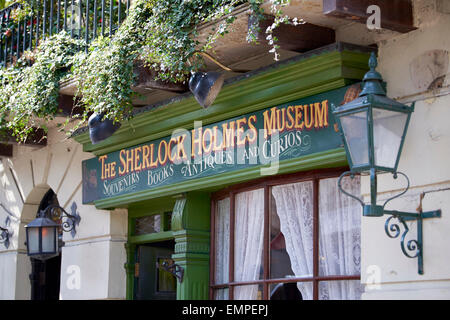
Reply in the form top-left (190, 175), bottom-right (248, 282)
top-left (0, 0), bottom-right (299, 142)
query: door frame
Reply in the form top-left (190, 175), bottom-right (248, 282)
top-left (126, 196), bottom-right (176, 300)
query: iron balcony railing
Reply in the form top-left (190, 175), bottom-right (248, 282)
top-left (0, 0), bottom-right (131, 67)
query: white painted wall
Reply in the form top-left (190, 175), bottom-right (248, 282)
top-left (0, 127), bottom-right (128, 300)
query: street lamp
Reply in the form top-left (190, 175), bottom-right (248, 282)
top-left (25, 203), bottom-right (81, 261)
top-left (332, 52), bottom-right (441, 274)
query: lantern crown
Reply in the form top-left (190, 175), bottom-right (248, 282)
top-left (359, 52), bottom-right (386, 97)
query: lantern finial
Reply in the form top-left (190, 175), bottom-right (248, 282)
top-left (369, 52), bottom-right (378, 70)
top-left (359, 52), bottom-right (386, 97)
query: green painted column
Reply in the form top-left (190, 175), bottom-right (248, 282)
top-left (171, 192), bottom-right (211, 300)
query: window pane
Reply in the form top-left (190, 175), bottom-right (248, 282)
top-left (270, 194), bottom-right (295, 279)
top-left (234, 189), bottom-right (265, 286)
top-left (373, 108), bottom-right (408, 169)
top-left (340, 111), bottom-right (369, 166)
top-left (27, 227), bottom-right (40, 254)
top-left (215, 198), bottom-right (230, 284)
top-left (214, 288), bottom-right (229, 300)
top-left (270, 282), bottom-right (313, 300)
top-left (271, 182), bottom-right (314, 279)
top-left (41, 227), bottom-right (56, 253)
top-left (234, 284), bottom-right (263, 300)
top-left (135, 215), bottom-right (161, 235)
top-left (318, 280), bottom-right (364, 300)
top-left (319, 176), bottom-right (361, 276)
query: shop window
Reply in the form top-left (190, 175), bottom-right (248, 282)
top-left (135, 215), bottom-right (161, 235)
top-left (134, 212), bottom-right (172, 235)
top-left (210, 169), bottom-right (364, 300)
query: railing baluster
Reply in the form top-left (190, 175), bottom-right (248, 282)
top-left (85, 0), bottom-right (89, 52)
top-left (10, 28), bottom-right (14, 64)
top-left (23, 18), bottom-right (27, 53)
top-left (57, 0), bottom-right (61, 33)
top-left (101, 0), bottom-right (105, 36)
top-left (4, 11), bottom-right (9, 65)
top-left (30, 12), bottom-right (34, 51)
top-left (79, 0), bottom-right (82, 39)
top-left (118, 0), bottom-right (121, 25)
top-left (0, 13), bottom-right (4, 65)
top-left (35, 6), bottom-right (40, 47)
top-left (93, 0), bottom-right (98, 39)
top-left (64, 0), bottom-right (68, 31)
top-left (43, 0), bottom-right (47, 39)
top-left (49, 0), bottom-right (54, 36)
top-left (109, 0), bottom-right (113, 36)
top-left (70, 0), bottom-right (74, 38)
top-left (16, 21), bottom-right (20, 58)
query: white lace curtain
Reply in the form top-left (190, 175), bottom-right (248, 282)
top-left (272, 176), bottom-right (362, 300)
top-left (215, 198), bottom-right (230, 299)
top-left (214, 177), bottom-right (362, 300)
top-left (233, 189), bottom-right (265, 300)
top-left (317, 176), bottom-right (362, 300)
top-left (271, 181), bottom-right (315, 300)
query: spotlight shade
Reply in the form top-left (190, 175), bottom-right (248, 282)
top-left (88, 112), bottom-right (121, 145)
top-left (189, 71), bottom-right (225, 108)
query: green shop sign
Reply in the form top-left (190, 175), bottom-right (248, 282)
top-left (82, 84), bottom-right (358, 204)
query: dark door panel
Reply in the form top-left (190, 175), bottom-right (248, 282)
top-left (135, 240), bottom-right (176, 300)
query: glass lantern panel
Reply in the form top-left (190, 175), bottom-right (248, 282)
top-left (41, 227), bottom-right (56, 253)
top-left (27, 227), bottom-right (40, 254)
top-left (373, 108), bottom-right (408, 170)
top-left (339, 111), bottom-right (369, 167)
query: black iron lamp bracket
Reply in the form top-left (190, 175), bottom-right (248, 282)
top-left (338, 170), bottom-right (441, 275)
top-left (0, 224), bottom-right (10, 249)
top-left (39, 202), bottom-right (81, 238)
top-left (157, 259), bottom-right (184, 283)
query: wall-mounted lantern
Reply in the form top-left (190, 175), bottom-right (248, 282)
top-left (332, 52), bottom-right (442, 275)
top-left (25, 203), bottom-right (81, 261)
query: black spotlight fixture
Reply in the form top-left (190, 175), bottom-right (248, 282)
top-left (88, 112), bottom-right (121, 145)
top-left (189, 52), bottom-right (248, 109)
top-left (189, 71), bottom-right (225, 109)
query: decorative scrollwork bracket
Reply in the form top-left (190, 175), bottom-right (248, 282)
top-left (0, 225), bottom-right (10, 249)
top-left (157, 259), bottom-right (184, 283)
top-left (338, 170), bottom-right (442, 275)
top-left (38, 202), bottom-right (81, 238)
top-left (384, 209), bottom-right (441, 275)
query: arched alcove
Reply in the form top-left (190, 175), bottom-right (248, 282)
top-left (29, 188), bottom-right (62, 300)
top-left (18, 186), bottom-right (63, 300)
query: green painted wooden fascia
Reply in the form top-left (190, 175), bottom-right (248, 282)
top-left (73, 45), bottom-right (372, 156)
top-left (94, 147), bottom-right (347, 209)
top-left (127, 196), bottom-right (176, 218)
top-left (128, 231), bottom-right (173, 245)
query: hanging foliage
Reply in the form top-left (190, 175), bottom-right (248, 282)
top-left (0, 0), bottom-right (299, 143)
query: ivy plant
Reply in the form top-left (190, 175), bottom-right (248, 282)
top-left (0, 32), bottom-right (85, 142)
top-left (0, 0), bottom-right (299, 143)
